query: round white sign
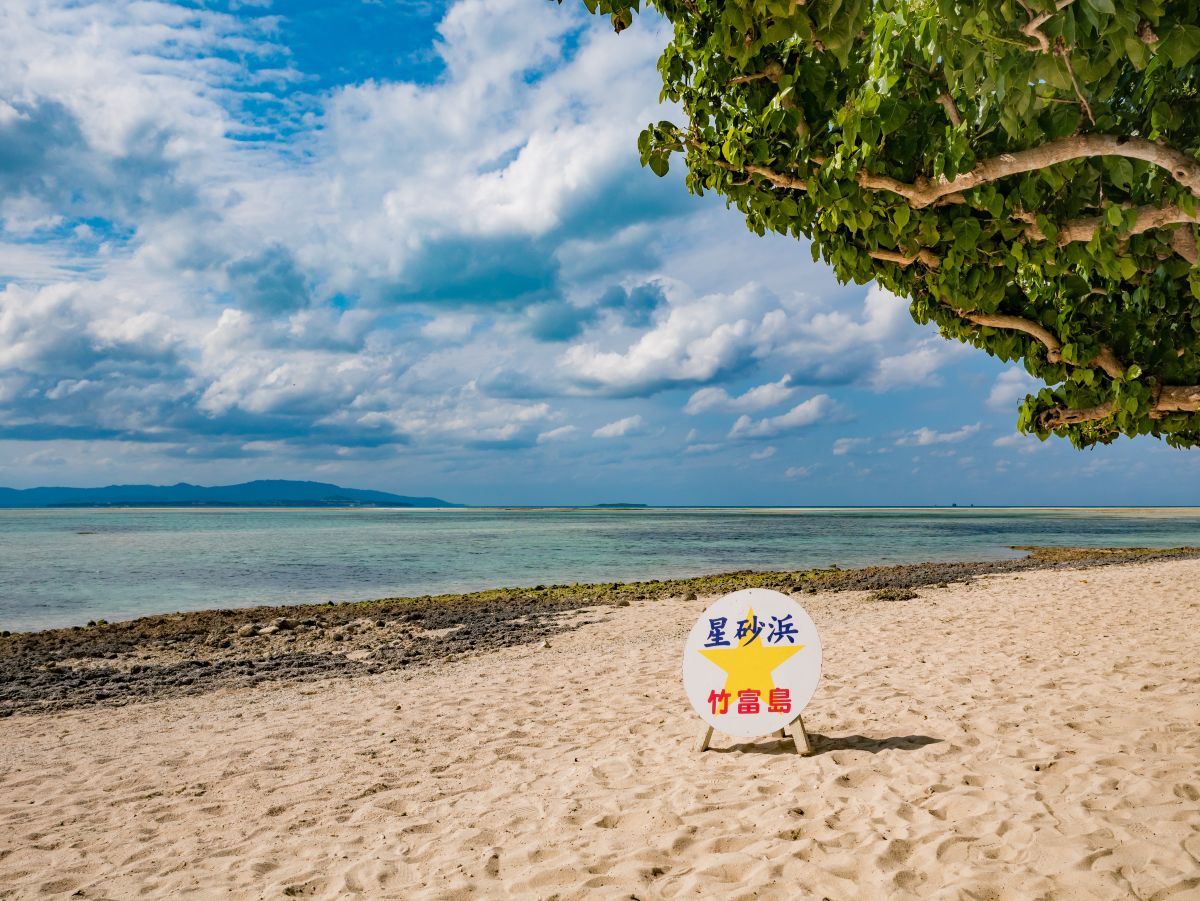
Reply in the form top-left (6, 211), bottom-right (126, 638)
top-left (682, 588), bottom-right (822, 738)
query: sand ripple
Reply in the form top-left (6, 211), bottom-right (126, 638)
top-left (2, 559), bottom-right (1199, 899)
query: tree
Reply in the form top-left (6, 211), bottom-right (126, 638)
top-left (575, 0), bottom-right (1200, 447)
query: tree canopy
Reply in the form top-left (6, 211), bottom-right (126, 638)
top-left (575, 0), bottom-right (1200, 447)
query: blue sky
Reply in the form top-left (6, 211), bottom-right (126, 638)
top-left (0, 0), bottom-right (1196, 505)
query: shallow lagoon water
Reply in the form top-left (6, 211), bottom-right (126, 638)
top-left (3, 506), bottom-right (1199, 632)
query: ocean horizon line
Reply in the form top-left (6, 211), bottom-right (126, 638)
top-left (6, 503), bottom-right (1200, 511)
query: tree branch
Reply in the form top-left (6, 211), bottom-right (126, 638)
top-left (1036, 400), bottom-right (1116, 430)
top-left (953, 309), bottom-right (1063, 363)
top-left (953, 308), bottom-right (1125, 379)
top-left (1055, 44), bottom-right (1095, 126)
top-left (1091, 347), bottom-right (1126, 381)
top-left (1018, 204), bottom-right (1199, 245)
top-left (1155, 385), bottom-right (1200, 413)
top-left (740, 163), bottom-right (806, 190)
top-left (729, 60), bottom-right (784, 85)
top-left (869, 248), bottom-right (941, 269)
top-left (936, 92), bottom-right (962, 128)
top-left (859, 135), bottom-right (1200, 208)
top-left (1039, 386), bottom-right (1200, 430)
top-left (1020, 0), bottom-right (1076, 53)
top-left (710, 157), bottom-right (806, 190)
top-left (1171, 227), bottom-right (1199, 265)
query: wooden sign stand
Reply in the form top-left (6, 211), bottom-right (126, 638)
top-left (695, 715), bottom-right (813, 755)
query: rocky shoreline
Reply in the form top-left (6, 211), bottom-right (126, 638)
top-left (2, 545), bottom-right (1195, 716)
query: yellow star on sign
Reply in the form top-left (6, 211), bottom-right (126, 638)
top-left (698, 607), bottom-right (804, 703)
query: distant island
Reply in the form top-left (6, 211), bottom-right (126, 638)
top-left (0, 480), bottom-right (460, 508)
top-left (592, 503), bottom-right (649, 508)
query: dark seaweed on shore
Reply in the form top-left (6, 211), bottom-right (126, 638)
top-left (1, 546), bottom-right (1195, 716)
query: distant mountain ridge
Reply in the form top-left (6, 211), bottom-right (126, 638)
top-left (0, 480), bottom-right (459, 508)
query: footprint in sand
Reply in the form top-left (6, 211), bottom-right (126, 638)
top-left (1173, 783), bottom-right (1199, 801)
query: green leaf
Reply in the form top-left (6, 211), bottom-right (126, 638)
top-left (572, 0), bottom-right (1200, 451)
top-left (1159, 25), bottom-right (1200, 68)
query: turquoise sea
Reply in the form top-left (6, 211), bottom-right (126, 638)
top-left (3, 507), bottom-right (1199, 632)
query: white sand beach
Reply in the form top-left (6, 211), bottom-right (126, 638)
top-left (2, 557), bottom-right (1199, 899)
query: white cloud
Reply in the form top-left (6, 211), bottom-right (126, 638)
top-left (729, 395), bottom-right (837, 439)
top-left (785, 465), bottom-right (812, 478)
top-left (0, 0), bottom-right (1061, 500)
top-left (988, 366), bottom-right (1041, 410)
top-left (869, 340), bottom-right (965, 391)
top-left (0, 0), bottom-right (681, 456)
top-left (993, 432), bottom-right (1048, 453)
top-left (561, 284), bottom-right (951, 399)
top-left (422, 314), bottom-right (478, 342)
top-left (561, 283), bottom-right (781, 396)
top-left (832, 437), bottom-right (870, 456)
top-left (684, 375), bottom-right (795, 415)
top-left (895, 423), bottom-right (981, 447)
top-left (593, 414), bottom-right (643, 438)
top-left (537, 424), bottom-right (577, 443)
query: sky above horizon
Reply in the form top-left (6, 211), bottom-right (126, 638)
top-left (1, 0), bottom-right (1197, 506)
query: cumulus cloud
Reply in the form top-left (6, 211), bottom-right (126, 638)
top-left (832, 437), bottom-right (870, 456)
top-left (895, 423), bottom-right (981, 447)
top-left (593, 414), bottom-right (643, 438)
top-left (750, 446), bottom-right (776, 460)
top-left (684, 375), bottom-right (796, 415)
top-left (785, 465), bottom-right (812, 478)
top-left (988, 366), bottom-right (1041, 410)
top-left (0, 0), bottom-right (1017, 497)
top-left (869, 340), bottom-right (966, 391)
top-left (560, 283), bottom-right (781, 397)
top-left (560, 283), bottom-right (956, 400)
top-left (729, 395), bottom-right (837, 439)
top-left (0, 0), bottom-right (684, 456)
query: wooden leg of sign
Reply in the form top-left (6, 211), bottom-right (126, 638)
top-left (696, 721), bottom-right (811, 754)
top-left (786, 715), bottom-right (813, 756)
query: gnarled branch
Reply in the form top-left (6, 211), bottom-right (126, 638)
top-left (954, 309), bottom-right (1064, 363)
top-left (1016, 204), bottom-right (1200, 248)
top-left (953, 308), bottom-right (1125, 379)
top-left (744, 163), bottom-right (806, 191)
top-left (1155, 385), bottom-right (1200, 414)
top-left (1020, 0), bottom-right (1076, 53)
top-left (860, 135), bottom-right (1200, 208)
top-left (1039, 385), bottom-right (1200, 430)
top-left (1090, 347), bottom-right (1126, 382)
top-left (712, 158), bottom-right (807, 190)
top-left (1037, 400), bottom-right (1115, 430)
top-left (870, 248), bottom-right (941, 269)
